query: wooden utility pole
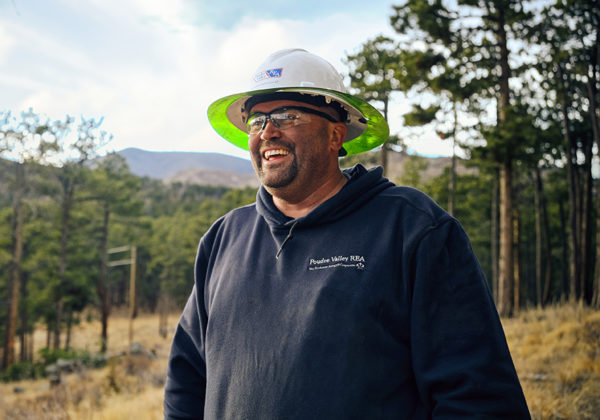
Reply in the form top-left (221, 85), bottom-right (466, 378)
top-left (129, 246), bottom-right (137, 349)
top-left (107, 245), bottom-right (137, 353)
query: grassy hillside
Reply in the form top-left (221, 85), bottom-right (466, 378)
top-left (504, 304), bottom-right (600, 419)
top-left (1, 304), bottom-right (599, 419)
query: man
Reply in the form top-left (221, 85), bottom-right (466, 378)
top-left (164, 48), bottom-right (530, 419)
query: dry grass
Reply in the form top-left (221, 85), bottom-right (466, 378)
top-left (1, 304), bottom-right (599, 419)
top-left (0, 311), bottom-right (174, 420)
top-left (505, 303), bottom-right (600, 420)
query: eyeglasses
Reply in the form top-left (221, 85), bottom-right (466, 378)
top-left (245, 106), bottom-right (339, 135)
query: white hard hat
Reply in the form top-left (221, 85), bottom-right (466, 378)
top-left (207, 48), bottom-right (389, 156)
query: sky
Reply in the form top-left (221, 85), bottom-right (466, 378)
top-left (0, 0), bottom-right (452, 161)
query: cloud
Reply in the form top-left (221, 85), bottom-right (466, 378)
top-left (1, 0), bottom-right (451, 159)
top-left (0, 24), bottom-right (15, 63)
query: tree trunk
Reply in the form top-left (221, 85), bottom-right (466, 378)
top-left (491, 170), bottom-right (500, 302)
top-left (562, 99), bottom-right (580, 301)
top-left (97, 202), bottom-right (111, 353)
top-left (19, 321), bottom-right (26, 362)
top-left (580, 133), bottom-right (593, 303)
top-left (28, 332), bottom-right (34, 362)
top-left (27, 335), bottom-right (32, 361)
top-left (19, 272), bottom-right (29, 362)
top-left (537, 169), bottom-right (553, 305)
top-left (558, 200), bottom-right (570, 301)
top-left (158, 290), bottom-right (170, 338)
top-left (584, 37), bottom-right (600, 304)
top-left (593, 181), bottom-right (600, 308)
top-left (496, 6), bottom-right (514, 317)
top-left (52, 299), bottom-right (62, 351)
top-left (2, 162), bottom-right (25, 369)
top-left (46, 321), bottom-right (51, 349)
top-left (513, 213), bottom-right (521, 314)
top-left (65, 310), bottom-right (73, 350)
top-left (534, 170), bottom-right (543, 306)
top-left (498, 161), bottom-right (514, 317)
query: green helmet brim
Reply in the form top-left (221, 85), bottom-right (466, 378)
top-left (207, 87), bottom-right (389, 156)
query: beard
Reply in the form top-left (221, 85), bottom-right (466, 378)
top-left (249, 124), bottom-right (329, 191)
top-left (251, 141), bottom-right (299, 189)
top-left (258, 158), bottom-right (298, 188)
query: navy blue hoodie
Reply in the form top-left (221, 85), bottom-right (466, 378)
top-left (164, 165), bottom-right (530, 419)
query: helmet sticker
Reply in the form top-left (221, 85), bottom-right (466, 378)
top-left (254, 68), bottom-right (283, 82)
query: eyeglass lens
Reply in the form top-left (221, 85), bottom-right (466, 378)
top-left (246, 106), bottom-right (338, 134)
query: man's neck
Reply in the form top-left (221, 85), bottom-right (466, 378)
top-left (270, 171), bottom-right (347, 219)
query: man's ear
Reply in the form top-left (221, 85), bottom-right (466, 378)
top-left (329, 123), bottom-right (347, 153)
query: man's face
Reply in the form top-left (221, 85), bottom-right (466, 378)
top-left (247, 99), bottom-right (341, 194)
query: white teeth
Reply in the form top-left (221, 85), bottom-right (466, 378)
top-left (263, 149), bottom-right (289, 160)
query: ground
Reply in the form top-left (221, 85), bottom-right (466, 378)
top-left (1, 304), bottom-right (599, 419)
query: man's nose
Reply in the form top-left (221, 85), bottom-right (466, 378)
top-left (260, 119), bottom-right (281, 140)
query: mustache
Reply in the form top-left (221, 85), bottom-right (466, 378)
top-left (252, 140), bottom-right (296, 171)
top-left (257, 139), bottom-right (296, 153)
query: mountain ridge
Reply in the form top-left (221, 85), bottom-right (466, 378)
top-left (118, 147), bottom-right (254, 177)
top-left (114, 148), bottom-right (467, 188)
top-left (116, 148), bottom-right (259, 188)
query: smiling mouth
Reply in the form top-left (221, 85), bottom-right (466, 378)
top-left (263, 149), bottom-right (290, 160)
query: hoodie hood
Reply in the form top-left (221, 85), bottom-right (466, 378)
top-left (256, 164), bottom-right (394, 230)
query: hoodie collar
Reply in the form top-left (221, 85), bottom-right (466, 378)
top-left (256, 164), bottom-right (393, 229)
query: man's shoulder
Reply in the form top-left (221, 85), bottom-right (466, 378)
top-left (199, 202), bottom-right (259, 247)
top-left (218, 202), bottom-right (259, 227)
top-left (375, 184), bottom-right (450, 225)
top-left (227, 202), bottom-right (258, 216)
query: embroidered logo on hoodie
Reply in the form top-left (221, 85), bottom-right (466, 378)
top-left (308, 255), bottom-right (366, 271)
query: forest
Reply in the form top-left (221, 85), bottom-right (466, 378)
top-left (1, 0), bottom-right (599, 379)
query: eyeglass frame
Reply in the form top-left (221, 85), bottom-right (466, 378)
top-left (244, 106), bottom-right (340, 135)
